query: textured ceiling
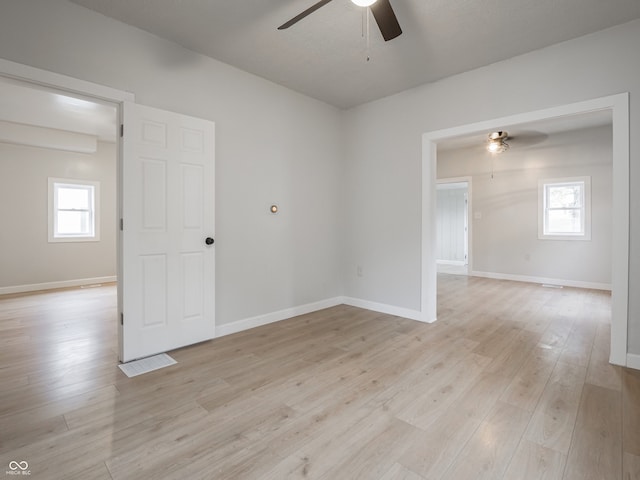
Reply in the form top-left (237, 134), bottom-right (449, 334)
top-left (52, 1), bottom-right (640, 108)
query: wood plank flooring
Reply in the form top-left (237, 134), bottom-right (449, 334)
top-left (0, 275), bottom-right (638, 479)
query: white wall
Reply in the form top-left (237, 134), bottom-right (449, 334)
top-left (0, 0), bottom-right (344, 326)
top-left (343, 19), bottom-right (640, 354)
top-left (438, 126), bottom-right (612, 287)
top-left (0, 139), bottom-right (116, 289)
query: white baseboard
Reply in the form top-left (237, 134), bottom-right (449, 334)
top-left (215, 295), bottom-right (431, 338)
top-left (342, 296), bottom-right (427, 322)
top-left (627, 353), bottom-right (640, 371)
top-left (215, 296), bottom-right (344, 338)
top-left (0, 276), bottom-right (117, 295)
top-left (470, 270), bottom-right (611, 291)
top-left (436, 260), bottom-right (466, 266)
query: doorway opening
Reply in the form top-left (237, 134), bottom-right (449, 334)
top-left (436, 178), bottom-right (470, 276)
top-left (0, 58), bottom-right (134, 361)
top-left (421, 93), bottom-right (629, 366)
top-left (0, 59), bottom-right (217, 364)
top-left (0, 75), bottom-right (119, 296)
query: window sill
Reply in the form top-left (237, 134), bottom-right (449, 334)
top-left (538, 234), bottom-right (591, 241)
top-left (48, 236), bottom-right (101, 243)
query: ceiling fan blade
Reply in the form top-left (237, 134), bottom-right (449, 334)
top-left (278, 0), bottom-right (335, 30)
top-left (370, 0), bottom-right (402, 41)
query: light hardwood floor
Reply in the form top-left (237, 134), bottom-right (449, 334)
top-left (1, 276), bottom-right (638, 479)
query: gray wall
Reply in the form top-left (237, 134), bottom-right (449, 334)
top-left (438, 126), bottom-right (612, 286)
top-left (0, 0), bottom-right (344, 326)
top-left (0, 140), bottom-right (117, 288)
top-left (343, 20), bottom-right (640, 353)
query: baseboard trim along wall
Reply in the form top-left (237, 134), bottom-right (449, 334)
top-left (0, 276), bottom-right (117, 295)
top-left (215, 296), bottom-right (426, 338)
top-left (436, 260), bottom-right (466, 266)
top-left (341, 297), bottom-right (424, 322)
top-left (471, 271), bottom-right (611, 291)
top-left (627, 354), bottom-right (640, 371)
top-left (215, 297), bottom-right (345, 338)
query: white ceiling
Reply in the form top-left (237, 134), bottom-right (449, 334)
top-left (69, 0), bottom-right (640, 108)
top-left (0, 76), bottom-right (117, 142)
top-left (437, 109), bottom-right (613, 152)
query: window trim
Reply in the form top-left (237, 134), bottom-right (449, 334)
top-left (538, 176), bottom-right (591, 241)
top-left (48, 177), bottom-right (101, 243)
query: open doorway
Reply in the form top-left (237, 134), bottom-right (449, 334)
top-left (1, 59), bottom-right (217, 364)
top-left (436, 113), bottom-right (613, 289)
top-left (421, 94), bottom-right (629, 366)
top-left (0, 58), bottom-right (133, 362)
top-left (436, 179), bottom-right (470, 276)
top-left (0, 75), bottom-right (118, 294)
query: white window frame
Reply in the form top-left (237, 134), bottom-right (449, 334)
top-left (48, 178), bottom-right (100, 242)
top-left (538, 176), bottom-right (591, 241)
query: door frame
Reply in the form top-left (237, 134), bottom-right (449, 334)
top-left (436, 177), bottom-right (472, 272)
top-left (421, 93), bottom-right (630, 366)
top-left (0, 58), bottom-right (135, 361)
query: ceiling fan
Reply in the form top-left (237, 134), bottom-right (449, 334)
top-left (278, 0), bottom-right (402, 42)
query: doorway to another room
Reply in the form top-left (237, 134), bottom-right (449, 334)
top-left (1, 59), bottom-right (217, 364)
top-left (0, 76), bottom-right (119, 297)
top-left (422, 93), bottom-right (629, 366)
top-left (436, 179), bottom-right (469, 276)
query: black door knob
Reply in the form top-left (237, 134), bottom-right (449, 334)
top-left (205, 237), bottom-right (214, 245)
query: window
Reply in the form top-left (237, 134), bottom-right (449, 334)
top-left (538, 176), bottom-right (591, 240)
top-left (48, 178), bottom-right (100, 242)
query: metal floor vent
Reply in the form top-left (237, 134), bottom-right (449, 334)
top-left (118, 353), bottom-right (177, 377)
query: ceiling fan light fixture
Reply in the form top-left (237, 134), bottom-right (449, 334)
top-left (351, 0), bottom-right (377, 7)
top-left (278, 0), bottom-right (400, 42)
top-left (487, 131), bottom-right (509, 154)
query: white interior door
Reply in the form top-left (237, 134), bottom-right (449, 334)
top-left (463, 192), bottom-right (469, 266)
top-left (120, 102), bottom-right (215, 362)
top-left (436, 183), bottom-right (468, 264)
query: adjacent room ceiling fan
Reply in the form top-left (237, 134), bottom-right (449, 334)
top-left (278, 0), bottom-right (402, 41)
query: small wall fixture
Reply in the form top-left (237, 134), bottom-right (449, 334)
top-left (487, 131), bottom-right (509, 154)
top-left (270, 204), bottom-right (279, 214)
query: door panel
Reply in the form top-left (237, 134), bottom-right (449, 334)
top-left (121, 102), bottom-right (215, 362)
top-left (182, 252), bottom-right (204, 320)
top-left (436, 185), bottom-right (468, 264)
top-left (141, 158), bottom-right (167, 230)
